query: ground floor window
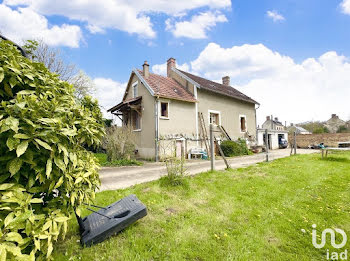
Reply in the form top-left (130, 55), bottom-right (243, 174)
top-left (132, 111), bottom-right (141, 130)
top-left (209, 112), bottom-right (220, 125)
top-left (240, 115), bottom-right (246, 132)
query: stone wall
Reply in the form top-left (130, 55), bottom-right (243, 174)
top-left (288, 133), bottom-right (350, 148)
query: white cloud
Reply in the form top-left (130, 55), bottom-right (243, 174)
top-left (340, 0), bottom-right (350, 14)
top-left (266, 10), bottom-right (285, 22)
top-left (185, 43), bottom-right (350, 125)
top-left (93, 78), bottom-right (126, 120)
top-left (0, 4), bottom-right (82, 47)
top-left (4, 0), bottom-right (231, 39)
top-left (152, 62), bottom-right (190, 76)
top-left (166, 11), bottom-right (227, 39)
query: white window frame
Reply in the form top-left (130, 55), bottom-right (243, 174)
top-left (208, 110), bottom-right (221, 126)
top-left (159, 100), bottom-right (170, 120)
top-left (132, 82), bottom-right (138, 98)
top-left (132, 111), bottom-right (142, 132)
top-left (239, 114), bottom-right (247, 133)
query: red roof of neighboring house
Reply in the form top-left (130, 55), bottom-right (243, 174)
top-left (137, 70), bottom-right (196, 102)
top-left (177, 69), bottom-right (259, 105)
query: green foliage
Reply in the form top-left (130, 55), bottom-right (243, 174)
top-left (220, 139), bottom-right (250, 157)
top-left (160, 157), bottom-right (187, 186)
top-left (297, 121), bottom-right (329, 134)
top-left (0, 40), bottom-right (104, 259)
top-left (337, 125), bottom-right (350, 133)
top-left (103, 126), bottom-right (136, 161)
top-left (94, 153), bottom-right (143, 167)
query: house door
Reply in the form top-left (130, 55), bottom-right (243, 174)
top-left (176, 140), bottom-right (184, 159)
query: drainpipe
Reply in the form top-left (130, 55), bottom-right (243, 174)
top-left (155, 96), bottom-right (159, 162)
top-left (255, 104), bottom-right (260, 144)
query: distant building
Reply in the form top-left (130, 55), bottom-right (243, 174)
top-left (324, 114), bottom-right (346, 133)
top-left (262, 116), bottom-right (286, 131)
top-left (287, 124), bottom-right (312, 135)
top-left (257, 115), bottom-right (288, 150)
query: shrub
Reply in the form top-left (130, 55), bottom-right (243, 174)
top-left (160, 157), bottom-right (187, 186)
top-left (0, 40), bottom-right (104, 259)
top-left (103, 126), bottom-right (136, 161)
top-left (220, 139), bottom-right (250, 157)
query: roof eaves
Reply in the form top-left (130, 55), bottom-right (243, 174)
top-left (172, 68), bottom-right (200, 87)
top-left (133, 69), bottom-right (155, 96)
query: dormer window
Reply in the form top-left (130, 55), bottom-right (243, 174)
top-left (132, 82), bottom-right (138, 98)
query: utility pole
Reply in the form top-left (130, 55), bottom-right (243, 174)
top-left (210, 124), bottom-right (215, 171)
top-left (265, 129), bottom-right (269, 162)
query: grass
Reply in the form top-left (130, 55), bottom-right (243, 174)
top-left (53, 152), bottom-right (350, 260)
top-left (95, 153), bottom-right (143, 167)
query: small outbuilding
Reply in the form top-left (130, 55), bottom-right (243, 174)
top-left (257, 115), bottom-right (289, 149)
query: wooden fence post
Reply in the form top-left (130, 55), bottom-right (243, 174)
top-left (265, 129), bottom-right (269, 162)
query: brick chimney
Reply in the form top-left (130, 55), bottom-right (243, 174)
top-left (275, 117), bottom-right (278, 121)
top-left (143, 61), bottom-right (149, 78)
top-left (222, 76), bottom-right (230, 86)
top-left (331, 114), bottom-right (338, 119)
top-left (167, 58), bottom-right (176, 77)
top-left (266, 116), bottom-right (270, 121)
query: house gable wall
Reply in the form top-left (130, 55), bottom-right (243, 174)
top-left (125, 74), bottom-right (156, 158)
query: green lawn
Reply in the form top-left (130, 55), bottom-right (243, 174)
top-left (53, 152), bottom-right (350, 260)
top-left (95, 153), bottom-right (143, 167)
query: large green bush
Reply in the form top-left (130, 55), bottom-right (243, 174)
top-left (0, 40), bottom-right (104, 260)
top-left (220, 139), bottom-right (250, 157)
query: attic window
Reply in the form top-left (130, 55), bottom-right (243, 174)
top-left (240, 115), bottom-right (246, 132)
top-left (132, 82), bottom-right (138, 98)
top-left (173, 88), bottom-right (178, 93)
top-left (160, 102), bottom-right (169, 118)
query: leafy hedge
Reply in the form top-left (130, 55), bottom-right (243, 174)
top-left (220, 139), bottom-right (250, 157)
top-left (0, 40), bottom-right (104, 259)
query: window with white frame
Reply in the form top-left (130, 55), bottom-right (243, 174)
top-left (132, 82), bottom-right (138, 98)
top-left (209, 111), bottom-right (220, 125)
top-left (240, 115), bottom-right (247, 132)
top-left (160, 102), bottom-right (169, 118)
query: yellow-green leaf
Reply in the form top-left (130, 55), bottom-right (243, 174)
top-left (34, 139), bottom-right (52, 151)
top-left (54, 176), bottom-right (64, 189)
top-left (75, 177), bottom-right (83, 184)
top-left (16, 141), bottom-right (29, 157)
top-left (30, 198), bottom-right (43, 204)
top-left (4, 232), bottom-right (23, 244)
top-left (0, 67), bottom-right (4, 83)
top-left (0, 183), bottom-right (14, 190)
top-left (9, 158), bottom-right (22, 176)
top-left (54, 217), bottom-right (69, 223)
top-left (13, 133), bottom-right (30, 139)
top-left (46, 158), bottom-right (52, 178)
top-left (42, 220), bottom-right (52, 231)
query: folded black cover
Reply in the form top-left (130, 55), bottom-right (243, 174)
top-left (77, 194), bottom-right (147, 246)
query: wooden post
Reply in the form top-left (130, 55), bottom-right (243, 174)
top-left (293, 131), bottom-right (297, 155)
top-left (216, 139), bottom-right (230, 169)
top-left (210, 124), bottom-right (215, 171)
top-left (265, 129), bottom-right (269, 162)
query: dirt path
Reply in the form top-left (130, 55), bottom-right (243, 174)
top-left (99, 149), bottom-right (318, 191)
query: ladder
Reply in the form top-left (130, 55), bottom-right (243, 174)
top-left (218, 125), bottom-right (232, 140)
top-left (198, 112), bottom-right (210, 158)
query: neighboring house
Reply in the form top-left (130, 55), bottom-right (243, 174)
top-left (108, 58), bottom-right (259, 160)
top-left (324, 114), bottom-right (346, 133)
top-left (262, 116), bottom-right (286, 131)
top-left (287, 124), bottom-right (312, 135)
top-left (257, 116), bottom-right (288, 150)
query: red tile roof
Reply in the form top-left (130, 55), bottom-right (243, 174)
top-left (177, 69), bottom-right (259, 105)
top-left (137, 70), bottom-right (196, 102)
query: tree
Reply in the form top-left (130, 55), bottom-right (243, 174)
top-left (0, 40), bottom-right (104, 259)
top-left (23, 40), bottom-right (95, 99)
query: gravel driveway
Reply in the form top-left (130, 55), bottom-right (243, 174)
top-left (99, 149), bottom-right (318, 191)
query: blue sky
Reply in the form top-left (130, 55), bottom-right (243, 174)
top-left (1, 0), bottom-right (350, 124)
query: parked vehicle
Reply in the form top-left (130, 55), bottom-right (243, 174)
top-left (279, 138), bottom-right (288, 149)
